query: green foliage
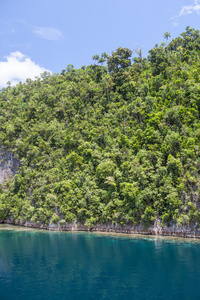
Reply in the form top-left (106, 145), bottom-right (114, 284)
top-left (0, 27), bottom-right (200, 228)
top-left (142, 206), bottom-right (156, 226)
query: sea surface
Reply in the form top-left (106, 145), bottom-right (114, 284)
top-left (0, 225), bottom-right (200, 300)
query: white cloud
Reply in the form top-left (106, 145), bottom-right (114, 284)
top-left (33, 27), bottom-right (64, 41)
top-left (17, 20), bottom-right (65, 42)
top-left (172, 21), bottom-right (179, 27)
top-left (0, 51), bottom-right (51, 88)
top-left (10, 42), bottom-right (32, 49)
top-left (0, 28), bottom-right (15, 36)
top-left (179, 0), bottom-right (200, 16)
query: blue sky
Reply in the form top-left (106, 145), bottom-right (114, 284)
top-left (0, 0), bottom-right (200, 88)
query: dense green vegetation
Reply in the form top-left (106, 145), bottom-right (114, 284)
top-left (1, 27), bottom-right (200, 229)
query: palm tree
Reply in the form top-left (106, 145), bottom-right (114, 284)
top-left (92, 54), bottom-right (100, 73)
top-left (164, 32), bottom-right (171, 44)
top-left (163, 32), bottom-right (171, 56)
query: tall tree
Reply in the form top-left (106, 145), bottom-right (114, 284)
top-left (107, 47), bottom-right (133, 73)
top-left (164, 32), bottom-right (171, 44)
top-left (133, 46), bottom-right (143, 70)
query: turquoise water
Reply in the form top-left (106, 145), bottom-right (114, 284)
top-left (0, 226), bottom-right (200, 299)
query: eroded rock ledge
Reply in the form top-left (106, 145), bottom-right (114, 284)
top-left (2, 218), bottom-right (200, 239)
top-left (0, 148), bottom-right (20, 183)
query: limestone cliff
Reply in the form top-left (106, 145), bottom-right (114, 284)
top-left (3, 218), bottom-right (200, 239)
top-left (0, 148), bottom-right (20, 183)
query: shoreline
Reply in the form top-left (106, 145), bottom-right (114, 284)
top-left (1, 218), bottom-right (200, 240)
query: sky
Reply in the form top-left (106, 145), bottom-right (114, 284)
top-left (0, 0), bottom-right (200, 88)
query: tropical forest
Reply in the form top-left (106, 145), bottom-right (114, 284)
top-left (1, 26), bottom-right (200, 231)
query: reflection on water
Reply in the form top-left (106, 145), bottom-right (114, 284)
top-left (0, 225), bottom-right (200, 300)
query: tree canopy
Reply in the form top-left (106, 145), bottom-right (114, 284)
top-left (0, 27), bottom-right (200, 229)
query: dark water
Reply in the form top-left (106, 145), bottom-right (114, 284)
top-left (0, 226), bottom-right (200, 300)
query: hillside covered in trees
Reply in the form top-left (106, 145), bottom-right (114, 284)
top-left (0, 27), bottom-right (200, 230)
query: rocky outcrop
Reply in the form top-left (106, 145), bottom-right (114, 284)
top-left (0, 148), bottom-right (20, 183)
top-left (2, 218), bottom-right (200, 239)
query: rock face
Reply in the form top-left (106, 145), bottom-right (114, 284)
top-left (3, 218), bottom-right (200, 239)
top-left (0, 148), bottom-right (20, 183)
